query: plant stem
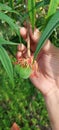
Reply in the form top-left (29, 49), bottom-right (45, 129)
top-left (27, 31), bottom-right (31, 57)
top-left (25, 0), bottom-right (31, 57)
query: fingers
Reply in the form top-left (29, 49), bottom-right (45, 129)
top-left (30, 28), bottom-right (40, 44)
top-left (17, 44), bottom-right (26, 52)
top-left (30, 28), bottom-right (40, 52)
top-left (16, 44), bottom-right (27, 60)
top-left (20, 27), bottom-right (40, 44)
top-left (16, 51), bottom-right (22, 59)
top-left (42, 40), bottom-right (51, 52)
top-left (20, 27), bottom-right (27, 39)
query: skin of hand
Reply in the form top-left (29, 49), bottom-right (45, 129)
top-left (16, 27), bottom-right (59, 130)
top-left (17, 27), bottom-right (59, 97)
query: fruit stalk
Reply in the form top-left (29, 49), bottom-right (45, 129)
top-left (27, 23), bottom-right (31, 57)
top-left (25, 0), bottom-right (31, 57)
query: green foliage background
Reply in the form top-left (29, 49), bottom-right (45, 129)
top-left (0, 66), bottom-right (50, 130)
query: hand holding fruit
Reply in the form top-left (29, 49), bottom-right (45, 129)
top-left (16, 27), bottom-right (59, 97)
top-left (16, 27), bottom-right (39, 79)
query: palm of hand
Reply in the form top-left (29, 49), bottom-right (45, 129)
top-left (31, 40), bottom-right (59, 96)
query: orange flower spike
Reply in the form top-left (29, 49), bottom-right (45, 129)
top-left (26, 57), bottom-right (32, 66)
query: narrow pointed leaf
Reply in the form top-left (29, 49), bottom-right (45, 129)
top-left (9, 0), bottom-right (14, 9)
top-left (0, 3), bottom-right (18, 14)
top-left (36, 0), bottom-right (50, 8)
top-left (0, 37), bottom-right (17, 45)
top-left (20, 0), bottom-right (50, 24)
top-left (34, 11), bottom-right (59, 59)
top-left (47, 0), bottom-right (59, 17)
top-left (0, 12), bottom-right (20, 38)
top-left (28, 0), bottom-right (36, 30)
top-left (0, 46), bottom-right (14, 84)
top-left (0, 3), bottom-right (12, 11)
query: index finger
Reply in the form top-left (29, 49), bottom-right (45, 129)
top-left (20, 27), bottom-right (27, 40)
top-left (20, 27), bottom-right (40, 44)
top-left (30, 28), bottom-right (40, 44)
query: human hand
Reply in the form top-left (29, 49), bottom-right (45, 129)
top-left (16, 27), bottom-right (59, 97)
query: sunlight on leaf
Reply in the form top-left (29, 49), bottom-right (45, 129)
top-left (47, 0), bottom-right (59, 17)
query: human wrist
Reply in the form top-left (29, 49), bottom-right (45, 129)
top-left (44, 87), bottom-right (59, 100)
top-left (44, 87), bottom-right (59, 130)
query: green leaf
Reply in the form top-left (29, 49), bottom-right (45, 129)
top-left (34, 11), bottom-right (59, 59)
top-left (0, 3), bottom-right (12, 11)
top-left (28, 0), bottom-right (36, 30)
top-left (0, 3), bottom-right (18, 14)
top-left (0, 37), bottom-right (17, 45)
top-left (44, 0), bottom-right (50, 5)
top-left (36, 0), bottom-right (50, 8)
top-left (47, 0), bottom-right (59, 17)
top-left (0, 46), bottom-right (14, 84)
top-left (9, 0), bottom-right (14, 9)
top-left (20, 0), bottom-right (50, 24)
top-left (15, 65), bottom-right (32, 79)
top-left (0, 12), bottom-right (20, 38)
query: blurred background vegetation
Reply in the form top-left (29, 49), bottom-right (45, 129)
top-left (0, 0), bottom-right (59, 130)
top-left (0, 66), bottom-right (50, 130)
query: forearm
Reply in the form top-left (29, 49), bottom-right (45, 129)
top-left (44, 88), bottom-right (59, 130)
